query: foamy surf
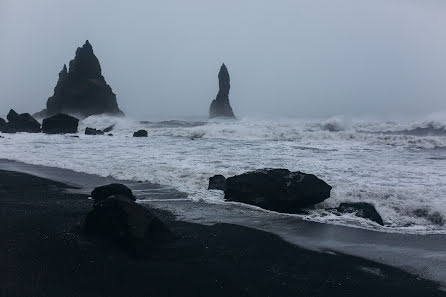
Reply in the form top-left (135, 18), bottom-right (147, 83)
top-left (1, 114), bottom-right (445, 234)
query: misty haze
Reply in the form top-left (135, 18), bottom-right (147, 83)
top-left (1, 1), bottom-right (446, 297)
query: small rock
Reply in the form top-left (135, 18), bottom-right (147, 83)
top-left (337, 202), bottom-right (384, 226)
top-left (133, 130), bottom-right (148, 137)
top-left (85, 127), bottom-right (104, 135)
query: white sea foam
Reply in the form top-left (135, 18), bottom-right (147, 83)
top-left (1, 114), bottom-right (445, 234)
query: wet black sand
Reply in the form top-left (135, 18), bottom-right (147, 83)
top-left (0, 169), bottom-right (444, 297)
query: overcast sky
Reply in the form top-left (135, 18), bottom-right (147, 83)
top-left (1, 0), bottom-right (446, 119)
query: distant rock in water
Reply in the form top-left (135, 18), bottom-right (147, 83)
top-left (133, 129), bottom-right (148, 137)
top-left (224, 169), bottom-right (331, 213)
top-left (209, 64), bottom-right (236, 119)
top-left (3, 109), bottom-right (41, 133)
top-left (85, 127), bottom-right (104, 135)
top-left (42, 113), bottom-right (79, 134)
top-left (38, 40), bottom-right (124, 118)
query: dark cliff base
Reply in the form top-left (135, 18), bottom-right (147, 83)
top-left (0, 170), bottom-right (443, 297)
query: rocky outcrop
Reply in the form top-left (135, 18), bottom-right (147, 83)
top-left (336, 202), bottom-right (384, 225)
top-left (209, 64), bottom-right (236, 119)
top-left (39, 40), bottom-right (124, 119)
top-left (85, 127), bottom-right (104, 135)
top-left (133, 129), bottom-right (148, 137)
top-left (2, 109), bottom-right (41, 133)
top-left (208, 175), bottom-right (226, 191)
top-left (41, 113), bottom-right (79, 134)
top-left (224, 169), bottom-right (331, 213)
top-left (90, 183), bottom-right (135, 206)
top-left (84, 184), bottom-right (170, 255)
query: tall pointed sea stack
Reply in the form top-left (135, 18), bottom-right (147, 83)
top-left (39, 40), bottom-right (124, 118)
top-left (209, 64), bottom-right (235, 119)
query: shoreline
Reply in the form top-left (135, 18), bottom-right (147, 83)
top-left (1, 158), bottom-right (446, 287)
top-left (0, 168), bottom-right (444, 296)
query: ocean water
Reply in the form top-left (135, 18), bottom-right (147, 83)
top-left (1, 114), bottom-right (445, 234)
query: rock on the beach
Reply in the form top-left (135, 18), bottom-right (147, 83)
top-left (85, 127), bottom-right (104, 135)
top-left (337, 202), bottom-right (384, 226)
top-left (133, 130), bottom-right (148, 137)
top-left (42, 113), bottom-right (79, 134)
top-left (91, 183), bottom-right (135, 206)
top-left (84, 194), bottom-right (170, 255)
top-left (3, 109), bottom-right (41, 133)
top-left (208, 175), bottom-right (226, 191)
top-left (224, 169), bottom-right (332, 213)
top-left (39, 40), bottom-right (124, 118)
top-left (209, 64), bottom-right (236, 119)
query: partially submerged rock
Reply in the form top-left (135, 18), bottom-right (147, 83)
top-left (84, 195), bottom-right (170, 256)
top-left (102, 124), bottom-right (114, 133)
top-left (224, 169), bottom-right (331, 213)
top-left (337, 202), bottom-right (384, 226)
top-left (85, 127), bottom-right (104, 135)
top-left (208, 175), bottom-right (226, 191)
top-left (133, 129), bottom-right (148, 137)
top-left (3, 109), bottom-right (41, 133)
top-left (91, 183), bottom-right (135, 206)
top-left (40, 40), bottom-right (124, 118)
top-left (209, 64), bottom-right (236, 119)
top-left (42, 113), bottom-right (79, 134)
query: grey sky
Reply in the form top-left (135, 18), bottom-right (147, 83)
top-left (1, 0), bottom-right (446, 119)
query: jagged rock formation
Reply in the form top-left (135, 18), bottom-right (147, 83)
top-left (209, 64), bottom-right (235, 119)
top-left (39, 40), bottom-right (124, 119)
top-left (2, 109), bottom-right (41, 133)
top-left (42, 113), bottom-right (79, 134)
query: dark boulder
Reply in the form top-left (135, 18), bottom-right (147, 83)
top-left (85, 127), bottom-right (104, 135)
top-left (208, 175), bottom-right (226, 191)
top-left (224, 169), bottom-right (331, 213)
top-left (91, 183), bottom-right (135, 206)
top-left (107, 133), bottom-right (113, 136)
top-left (133, 129), bottom-right (148, 137)
top-left (4, 109), bottom-right (41, 133)
top-left (209, 64), bottom-right (236, 119)
top-left (41, 40), bottom-right (124, 118)
top-left (42, 113), bottom-right (79, 134)
top-left (337, 202), bottom-right (384, 226)
top-left (84, 195), bottom-right (170, 255)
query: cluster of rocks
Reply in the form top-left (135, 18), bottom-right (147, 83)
top-left (0, 109), bottom-right (80, 134)
top-left (0, 109), bottom-right (41, 133)
top-left (208, 169), bottom-right (384, 226)
top-left (84, 183), bottom-right (170, 256)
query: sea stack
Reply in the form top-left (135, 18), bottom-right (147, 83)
top-left (37, 40), bottom-right (124, 119)
top-left (209, 64), bottom-right (236, 119)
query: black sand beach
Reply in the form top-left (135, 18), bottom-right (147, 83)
top-left (0, 169), bottom-right (444, 297)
